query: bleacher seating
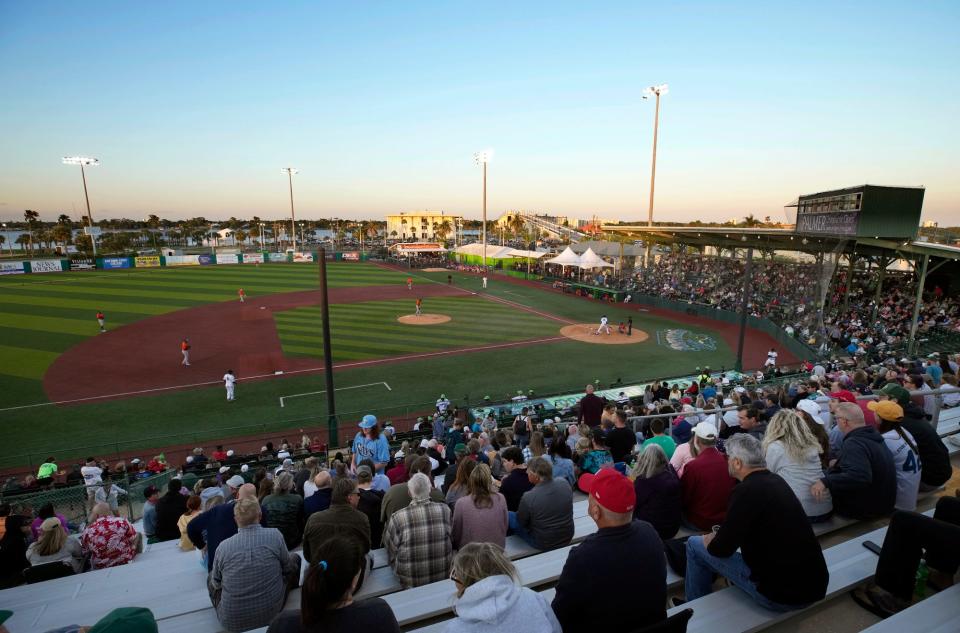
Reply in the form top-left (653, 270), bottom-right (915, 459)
top-left (859, 583), bottom-right (960, 633)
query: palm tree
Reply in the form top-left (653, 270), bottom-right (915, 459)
top-left (52, 224), bottom-right (73, 249)
top-left (57, 214), bottom-right (72, 226)
top-left (400, 218), bottom-right (408, 241)
top-left (234, 229), bottom-right (247, 246)
top-left (741, 214), bottom-right (761, 228)
top-left (23, 209), bottom-right (39, 251)
top-left (15, 234), bottom-right (31, 251)
top-left (436, 219), bottom-right (452, 243)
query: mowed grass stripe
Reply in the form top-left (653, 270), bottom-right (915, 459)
top-left (0, 312), bottom-right (107, 337)
top-left (0, 344), bottom-right (60, 380)
top-left (0, 283), bottom-right (230, 304)
top-left (0, 293), bottom-right (185, 315)
top-left (0, 327), bottom-right (85, 353)
top-left (0, 303), bottom-right (145, 324)
top-left (275, 310), bottom-right (554, 333)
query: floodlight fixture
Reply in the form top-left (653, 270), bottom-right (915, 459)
top-left (62, 156), bottom-right (100, 166)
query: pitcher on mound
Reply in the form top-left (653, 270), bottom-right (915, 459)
top-left (596, 315), bottom-right (612, 335)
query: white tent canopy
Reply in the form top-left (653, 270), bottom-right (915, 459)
top-left (577, 247), bottom-right (614, 269)
top-left (544, 246), bottom-right (582, 266)
top-left (506, 248), bottom-right (549, 259)
top-left (454, 243), bottom-right (516, 259)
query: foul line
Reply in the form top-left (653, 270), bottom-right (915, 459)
top-left (0, 336), bottom-right (565, 413)
top-left (279, 381), bottom-right (391, 408)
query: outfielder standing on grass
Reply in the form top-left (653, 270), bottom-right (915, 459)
top-left (482, 274), bottom-right (488, 289)
top-left (223, 369), bottom-right (236, 401)
top-left (96, 310), bottom-right (106, 333)
top-left (181, 338), bottom-right (191, 366)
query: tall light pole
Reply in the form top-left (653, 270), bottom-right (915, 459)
top-left (473, 150), bottom-right (492, 269)
top-left (281, 167), bottom-right (298, 253)
top-left (62, 156), bottom-right (100, 257)
top-left (642, 84), bottom-right (668, 228)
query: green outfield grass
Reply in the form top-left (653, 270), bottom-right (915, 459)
top-left (0, 262), bottom-right (736, 469)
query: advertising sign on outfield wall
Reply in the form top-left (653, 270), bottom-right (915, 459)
top-left (0, 262), bottom-right (25, 275)
top-left (293, 252), bottom-right (314, 263)
top-left (31, 260), bottom-right (65, 273)
top-left (242, 252), bottom-right (264, 264)
top-left (341, 251), bottom-right (360, 261)
top-left (135, 256), bottom-right (161, 268)
top-left (165, 255), bottom-right (200, 266)
top-left (70, 258), bottom-right (95, 271)
top-left (215, 254), bottom-right (240, 264)
top-left (198, 254), bottom-right (215, 265)
top-left (101, 257), bottom-right (132, 270)
top-left (268, 252), bottom-right (288, 262)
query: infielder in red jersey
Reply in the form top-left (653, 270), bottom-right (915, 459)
top-left (238, 288), bottom-right (246, 303)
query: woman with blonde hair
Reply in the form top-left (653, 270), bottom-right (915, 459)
top-left (445, 542), bottom-right (560, 633)
top-left (27, 516), bottom-right (84, 573)
top-left (523, 431), bottom-right (549, 464)
top-left (762, 409), bottom-right (832, 521)
top-left (451, 464), bottom-right (508, 549)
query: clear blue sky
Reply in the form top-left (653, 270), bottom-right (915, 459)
top-left (1, 1), bottom-right (957, 224)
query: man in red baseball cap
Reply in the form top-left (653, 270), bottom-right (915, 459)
top-left (551, 468), bottom-right (666, 632)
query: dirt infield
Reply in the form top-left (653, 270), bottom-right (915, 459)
top-left (397, 313), bottom-right (452, 324)
top-left (560, 324), bottom-right (650, 344)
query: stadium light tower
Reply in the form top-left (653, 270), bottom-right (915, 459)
top-left (473, 149), bottom-right (493, 269)
top-left (281, 167), bottom-right (299, 253)
top-left (62, 156), bottom-right (100, 257)
top-left (642, 84), bottom-right (668, 228)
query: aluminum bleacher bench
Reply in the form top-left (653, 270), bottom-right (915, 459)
top-left (859, 583), bottom-right (960, 633)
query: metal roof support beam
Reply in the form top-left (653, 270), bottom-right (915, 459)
top-left (735, 247), bottom-right (754, 372)
top-left (908, 253), bottom-right (930, 355)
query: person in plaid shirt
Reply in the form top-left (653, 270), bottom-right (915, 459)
top-left (81, 502), bottom-right (140, 569)
top-left (384, 473), bottom-right (452, 588)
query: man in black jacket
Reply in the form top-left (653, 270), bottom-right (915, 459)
top-left (154, 478), bottom-right (188, 542)
top-left (811, 402), bottom-right (896, 520)
top-left (684, 434), bottom-right (828, 610)
top-left (877, 383), bottom-right (952, 489)
top-left (553, 468), bottom-right (665, 631)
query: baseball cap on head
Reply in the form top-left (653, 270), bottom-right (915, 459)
top-left (578, 468), bottom-right (635, 513)
top-left (795, 399), bottom-right (823, 423)
top-left (828, 390), bottom-right (856, 404)
top-left (226, 475), bottom-right (245, 488)
top-left (693, 421), bottom-right (718, 440)
top-left (359, 414), bottom-right (378, 429)
top-left (867, 400), bottom-right (904, 422)
top-left (419, 439), bottom-right (429, 448)
top-left (879, 383), bottom-right (911, 407)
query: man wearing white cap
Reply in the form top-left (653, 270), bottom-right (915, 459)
top-left (436, 394), bottom-right (451, 414)
top-left (680, 421), bottom-right (735, 531)
top-left (351, 414), bottom-right (390, 474)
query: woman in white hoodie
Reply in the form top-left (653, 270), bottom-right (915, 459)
top-left (445, 542), bottom-right (561, 633)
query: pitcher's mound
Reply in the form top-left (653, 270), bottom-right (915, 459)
top-left (560, 323), bottom-right (649, 344)
top-left (398, 314), bottom-right (451, 325)
top-left (423, 268), bottom-right (449, 273)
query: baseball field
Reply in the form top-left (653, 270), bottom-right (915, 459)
top-left (0, 260), bottom-right (787, 469)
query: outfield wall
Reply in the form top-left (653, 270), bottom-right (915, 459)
top-left (0, 251), bottom-right (375, 275)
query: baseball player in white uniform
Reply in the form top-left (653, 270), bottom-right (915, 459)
top-left (482, 275), bottom-right (488, 289)
top-left (764, 348), bottom-right (778, 367)
top-left (224, 369), bottom-right (236, 401)
top-left (596, 315), bottom-right (612, 335)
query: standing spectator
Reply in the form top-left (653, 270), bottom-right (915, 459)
top-left (81, 456), bottom-right (103, 506)
top-left (36, 456), bottom-right (58, 485)
top-left (261, 471), bottom-right (304, 549)
top-left (643, 417), bottom-right (676, 459)
top-left (384, 473), bottom-right (452, 588)
top-left (351, 415), bottom-right (390, 474)
top-left (631, 444), bottom-right (681, 539)
top-left (94, 480), bottom-right (127, 515)
top-left (553, 468), bottom-right (666, 631)
top-left (680, 422), bottom-right (735, 531)
top-left (578, 432), bottom-right (613, 475)
top-left (355, 466), bottom-right (385, 547)
top-left (510, 458), bottom-right (574, 550)
top-left (26, 517), bottom-right (84, 573)
top-left (606, 411), bottom-right (637, 463)
top-left (549, 441), bottom-right (576, 487)
top-left (303, 478), bottom-right (371, 586)
top-left (81, 503), bottom-right (139, 570)
top-left (683, 435), bottom-right (829, 611)
top-left (380, 457), bottom-right (445, 530)
top-left (497, 447), bottom-right (533, 512)
top-left (209, 498), bottom-right (301, 633)
top-left (868, 400), bottom-right (921, 511)
top-left (188, 477), bottom-right (252, 573)
top-left (444, 543), bottom-right (561, 633)
top-left (266, 537), bottom-right (400, 633)
top-left (304, 471), bottom-right (333, 521)
top-left (142, 485), bottom-right (160, 542)
top-left (577, 384), bottom-right (605, 428)
top-left (155, 478), bottom-right (188, 542)
top-left (178, 495), bottom-right (202, 551)
top-left (761, 410), bottom-right (833, 521)
top-left (810, 402), bottom-right (896, 520)
top-left (452, 464), bottom-right (508, 549)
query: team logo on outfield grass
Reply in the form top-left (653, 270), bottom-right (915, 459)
top-left (656, 329), bottom-right (717, 352)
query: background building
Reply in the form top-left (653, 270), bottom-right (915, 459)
top-left (386, 211), bottom-right (461, 241)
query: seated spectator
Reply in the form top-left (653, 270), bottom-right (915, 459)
top-left (189, 478), bottom-right (257, 572)
top-left (549, 440), bottom-right (576, 487)
top-left (294, 457), bottom-right (320, 497)
top-left (553, 468), bottom-right (665, 631)
top-left (761, 410), bottom-right (833, 521)
top-left (852, 496), bottom-right (960, 617)
top-left (578, 432), bottom-right (613, 475)
top-left (26, 516), bottom-right (84, 573)
top-left (498, 446), bottom-right (534, 512)
top-left (509, 457), bottom-right (573, 550)
top-left (209, 498), bottom-right (302, 632)
top-left (386, 452), bottom-right (414, 486)
top-left (868, 400), bottom-right (921, 511)
top-left (811, 402), bottom-right (896, 520)
top-left (722, 406), bottom-right (764, 440)
top-left (446, 542), bottom-right (561, 633)
top-left (267, 537), bottom-right (400, 633)
top-left (81, 502), bottom-right (139, 569)
top-left (669, 434), bottom-right (701, 477)
top-left (380, 456), bottom-right (445, 532)
top-left (304, 471), bottom-right (333, 520)
top-left (155, 478), bottom-right (188, 542)
top-left (141, 485), bottom-right (160, 542)
top-left (178, 495), bottom-right (202, 551)
top-left (643, 417), bottom-right (677, 459)
top-left (29, 502), bottom-right (69, 540)
top-left (606, 411), bottom-right (637, 463)
top-left (356, 466), bottom-right (385, 548)
top-left (683, 434), bottom-right (828, 611)
top-left (452, 464), bottom-right (508, 549)
top-left (384, 473), bottom-right (452, 588)
top-left (445, 458), bottom-right (477, 510)
top-left (680, 422), bottom-right (735, 531)
top-left (878, 383), bottom-right (952, 489)
top-left (358, 458), bottom-right (391, 492)
top-left (631, 444), bottom-right (681, 539)
top-left (565, 423), bottom-right (580, 452)
top-left (261, 471), bottom-right (305, 549)
top-left (303, 477), bottom-right (371, 587)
